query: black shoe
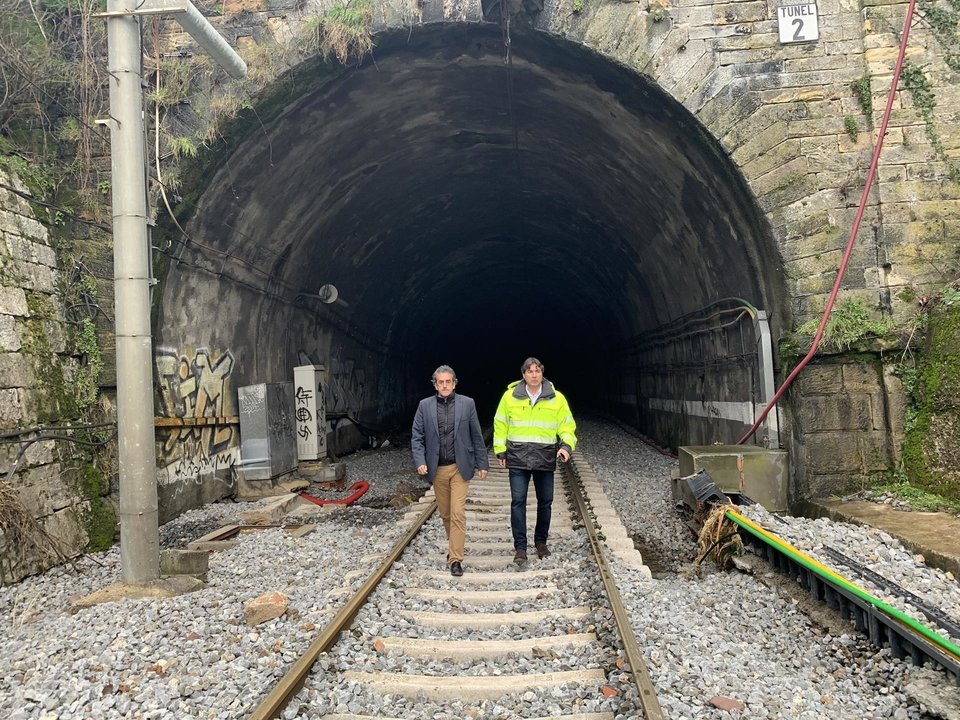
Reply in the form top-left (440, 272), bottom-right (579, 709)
top-left (450, 561), bottom-right (463, 577)
top-left (535, 542), bottom-right (551, 559)
top-left (514, 549), bottom-right (527, 565)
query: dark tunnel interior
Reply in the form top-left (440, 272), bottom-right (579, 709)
top-left (157, 24), bottom-right (789, 432)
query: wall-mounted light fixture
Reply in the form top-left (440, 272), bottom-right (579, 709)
top-left (296, 284), bottom-right (348, 307)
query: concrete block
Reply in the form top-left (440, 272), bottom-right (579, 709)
top-left (679, 445), bottom-right (789, 512)
top-left (237, 493), bottom-right (302, 524)
top-left (20, 262), bottom-right (57, 293)
top-left (160, 549), bottom-right (209, 579)
top-left (286, 524), bottom-right (316, 538)
top-left (604, 537), bottom-right (637, 552)
top-left (859, 431), bottom-right (893, 472)
top-left (0, 387), bottom-right (23, 425)
top-left (311, 461), bottom-right (347, 484)
top-left (615, 552), bottom-right (653, 576)
top-left (4, 235), bottom-right (56, 267)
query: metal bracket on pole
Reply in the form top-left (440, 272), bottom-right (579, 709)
top-left (753, 310), bottom-right (780, 449)
top-left (103, 0), bottom-right (246, 584)
top-left (97, 0), bottom-right (247, 79)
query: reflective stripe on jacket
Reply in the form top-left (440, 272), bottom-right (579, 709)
top-left (493, 379), bottom-right (577, 471)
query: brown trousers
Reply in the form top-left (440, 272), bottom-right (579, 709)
top-left (433, 464), bottom-right (469, 564)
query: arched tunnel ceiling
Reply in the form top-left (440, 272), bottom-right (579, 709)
top-left (169, 23), bottom-right (786, 405)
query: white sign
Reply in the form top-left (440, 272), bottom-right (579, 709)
top-left (777, 4), bottom-right (819, 44)
top-left (294, 365), bottom-right (327, 461)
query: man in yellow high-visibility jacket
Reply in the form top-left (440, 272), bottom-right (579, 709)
top-left (493, 357), bottom-right (577, 565)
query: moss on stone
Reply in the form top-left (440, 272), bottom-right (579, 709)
top-left (902, 300), bottom-right (960, 497)
top-left (18, 305), bottom-right (80, 422)
top-left (77, 464), bottom-right (116, 551)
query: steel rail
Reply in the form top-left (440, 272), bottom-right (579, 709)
top-left (247, 499), bottom-right (437, 720)
top-left (821, 545), bottom-right (960, 641)
top-left (562, 463), bottom-right (665, 720)
top-left (728, 508), bottom-right (960, 679)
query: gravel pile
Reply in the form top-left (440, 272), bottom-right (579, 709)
top-left (577, 418), bottom-right (948, 720)
top-left (0, 418), bottom-right (954, 719)
top-left (0, 450), bottom-right (418, 720)
top-left (739, 503), bottom-right (960, 644)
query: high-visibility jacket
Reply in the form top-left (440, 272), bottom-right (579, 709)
top-left (493, 379), bottom-right (577, 471)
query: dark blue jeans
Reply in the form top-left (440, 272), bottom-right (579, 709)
top-left (509, 469), bottom-right (554, 550)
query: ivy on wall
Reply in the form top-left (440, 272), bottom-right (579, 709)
top-left (900, 61), bottom-right (960, 185)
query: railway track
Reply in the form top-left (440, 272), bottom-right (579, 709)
top-left (249, 457), bottom-right (665, 719)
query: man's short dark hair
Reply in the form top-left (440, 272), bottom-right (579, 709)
top-left (521, 357), bottom-right (543, 374)
top-left (432, 365), bottom-right (457, 384)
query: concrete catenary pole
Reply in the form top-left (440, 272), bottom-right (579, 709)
top-left (106, 0), bottom-right (160, 584)
top-left (104, 0), bottom-right (245, 583)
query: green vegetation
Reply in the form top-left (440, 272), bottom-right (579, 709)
top-left (777, 335), bottom-right (802, 370)
top-left (898, 291), bottom-right (960, 498)
top-left (573, 0), bottom-right (584, 12)
top-left (795, 298), bottom-right (893, 352)
top-left (851, 75), bottom-right (872, 118)
top-left (897, 285), bottom-right (916, 304)
top-left (917, 0), bottom-right (960, 73)
top-left (77, 463), bottom-right (115, 551)
top-left (844, 115), bottom-right (859, 143)
top-left (870, 480), bottom-right (960, 513)
top-left (312, 0), bottom-right (374, 64)
top-left (20, 291), bottom-right (78, 422)
top-left (74, 316), bottom-right (103, 411)
top-left (168, 136), bottom-right (198, 160)
top-left (0, 0), bottom-right (110, 217)
top-left (900, 61), bottom-right (960, 185)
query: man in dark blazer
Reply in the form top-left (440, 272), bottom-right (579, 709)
top-left (411, 365), bottom-right (489, 576)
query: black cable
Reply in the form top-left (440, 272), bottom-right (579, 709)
top-left (0, 421), bottom-right (115, 441)
top-left (0, 182), bottom-right (112, 233)
top-left (4, 428), bottom-right (117, 485)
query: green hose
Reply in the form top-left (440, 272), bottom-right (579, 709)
top-left (726, 508), bottom-right (960, 662)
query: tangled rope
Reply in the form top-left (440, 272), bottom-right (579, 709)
top-left (695, 503), bottom-right (743, 570)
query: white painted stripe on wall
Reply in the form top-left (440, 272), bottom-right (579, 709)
top-left (647, 398), bottom-right (763, 425)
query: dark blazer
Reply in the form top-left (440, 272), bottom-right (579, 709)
top-left (411, 393), bottom-right (489, 482)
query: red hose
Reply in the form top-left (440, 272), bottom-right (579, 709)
top-left (737, 0), bottom-right (918, 445)
top-left (297, 481), bottom-right (370, 506)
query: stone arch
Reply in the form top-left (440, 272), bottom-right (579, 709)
top-left (151, 0), bottom-right (959, 502)
top-left (157, 22), bottom-right (787, 421)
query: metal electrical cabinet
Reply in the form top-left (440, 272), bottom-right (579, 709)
top-left (293, 365), bottom-right (327, 461)
top-left (677, 445), bottom-right (789, 512)
top-left (237, 382), bottom-right (297, 481)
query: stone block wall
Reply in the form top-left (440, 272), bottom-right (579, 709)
top-left (788, 354), bottom-right (905, 499)
top-left (0, 168), bottom-right (112, 584)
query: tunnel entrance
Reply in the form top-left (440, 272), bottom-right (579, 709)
top-left (156, 23), bottom-right (789, 456)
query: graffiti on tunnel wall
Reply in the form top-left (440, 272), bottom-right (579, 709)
top-left (155, 346), bottom-right (239, 489)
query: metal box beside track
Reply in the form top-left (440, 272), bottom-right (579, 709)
top-left (238, 382), bottom-right (297, 481)
top-left (677, 445), bottom-right (789, 512)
